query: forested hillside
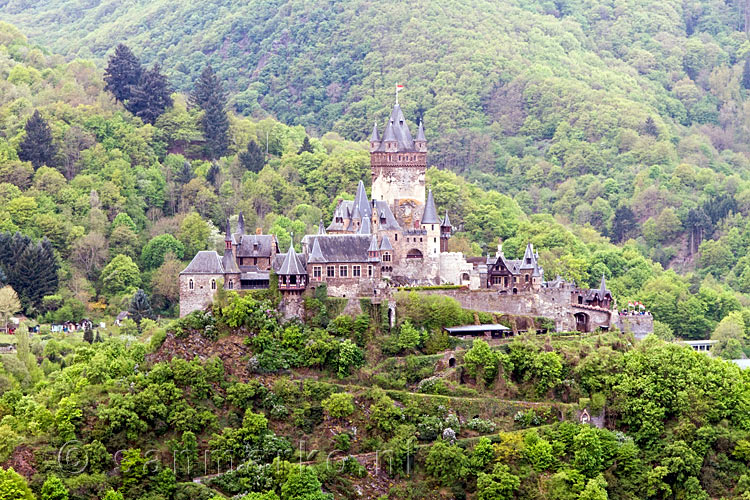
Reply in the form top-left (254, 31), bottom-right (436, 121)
top-left (4, 0), bottom-right (750, 272)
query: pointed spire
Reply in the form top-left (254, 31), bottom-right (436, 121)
top-left (353, 180), bottom-right (372, 218)
top-left (441, 210), bottom-right (452, 228)
top-left (308, 236), bottom-right (325, 263)
top-left (600, 274), bottom-right (608, 293)
top-left (382, 120), bottom-right (397, 142)
top-left (318, 219), bottom-right (326, 235)
top-left (368, 234), bottom-right (379, 252)
top-left (224, 218), bottom-right (232, 241)
top-left (416, 120), bottom-right (426, 142)
top-left (421, 189), bottom-right (440, 224)
top-left (380, 234), bottom-right (393, 251)
top-left (237, 211), bottom-right (245, 235)
top-left (370, 122), bottom-right (379, 142)
top-left (523, 243), bottom-right (535, 263)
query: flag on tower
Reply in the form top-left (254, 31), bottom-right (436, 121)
top-left (396, 84), bottom-right (404, 104)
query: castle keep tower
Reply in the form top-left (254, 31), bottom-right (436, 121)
top-left (370, 104), bottom-right (427, 216)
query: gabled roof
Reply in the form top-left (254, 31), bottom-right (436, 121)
top-left (278, 242), bottom-right (305, 275)
top-left (301, 234), bottom-right (375, 263)
top-left (235, 234), bottom-right (274, 258)
top-left (222, 248), bottom-right (240, 274)
top-left (380, 235), bottom-right (393, 251)
top-left (421, 189), bottom-right (440, 224)
top-left (181, 251), bottom-right (224, 275)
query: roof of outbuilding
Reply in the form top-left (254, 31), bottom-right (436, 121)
top-left (180, 251), bottom-right (225, 275)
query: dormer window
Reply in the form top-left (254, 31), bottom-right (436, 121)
top-left (526, 258), bottom-right (531, 264)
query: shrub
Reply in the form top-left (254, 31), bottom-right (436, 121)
top-left (321, 392), bottom-right (355, 418)
top-left (464, 339), bottom-right (499, 385)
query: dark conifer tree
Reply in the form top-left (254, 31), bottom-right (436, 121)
top-left (83, 324), bottom-right (94, 344)
top-left (610, 206), bottom-right (637, 243)
top-left (13, 239), bottom-right (59, 312)
top-left (191, 65), bottom-right (230, 159)
top-left (206, 162), bottom-right (221, 188)
top-left (298, 136), bottom-right (314, 154)
top-left (94, 331), bottom-right (102, 343)
top-left (643, 116), bottom-right (659, 136)
top-left (239, 139), bottom-right (266, 173)
top-left (18, 110), bottom-right (57, 170)
top-left (129, 289), bottom-right (153, 324)
top-left (127, 64), bottom-right (173, 125)
top-left (177, 161), bottom-right (194, 186)
top-left (743, 58), bottom-right (750, 90)
top-left (104, 44), bottom-right (142, 103)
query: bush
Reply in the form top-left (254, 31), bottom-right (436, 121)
top-left (464, 339), bottom-right (500, 385)
top-left (321, 392), bottom-right (355, 418)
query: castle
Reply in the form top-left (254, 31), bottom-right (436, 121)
top-left (179, 100), bottom-right (651, 334)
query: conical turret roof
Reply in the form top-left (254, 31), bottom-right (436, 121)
top-left (441, 211), bottom-right (452, 228)
top-left (237, 211), bottom-right (245, 235)
top-left (380, 235), bottom-right (393, 251)
top-left (368, 234), bottom-right (379, 252)
top-left (278, 240), bottom-right (305, 275)
top-left (352, 180), bottom-right (372, 219)
top-left (416, 120), bottom-right (426, 141)
top-left (224, 218), bottom-right (233, 242)
top-left (600, 274), bottom-right (608, 294)
top-left (307, 236), bottom-right (325, 263)
top-left (421, 189), bottom-right (440, 224)
top-left (370, 122), bottom-right (379, 142)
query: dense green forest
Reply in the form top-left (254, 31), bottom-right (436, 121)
top-left (3, 0), bottom-right (750, 496)
top-left (5, 0), bottom-right (750, 272)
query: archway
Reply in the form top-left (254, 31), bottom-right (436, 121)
top-left (406, 248), bottom-right (423, 259)
top-left (574, 312), bottom-right (590, 332)
top-left (461, 273), bottom-right (470, 282)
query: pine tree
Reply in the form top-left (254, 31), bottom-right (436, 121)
top-left (83, 323), bottom-right (94, 344)
top-left (11, 238), bottom-right (59, 312)
top-left (177, 160), bottom-right (194, 185)
top-left (743, 58), bottom-right (750, 90)
top-left (126, 64), bottom-right (173, 125)
top-left (191, 65), bottom-right (229, 159)
top-left (239, 139), bottom-right (266, 173)
top-left (103, 44), bottom-right (142, 103)
top-left (94, 331), bottom-right (102, 343)
top-left (206, 162), bottom-right (220, 188)
top-left (298, 136), bottom-right (314, 154)
top-left (18, 110), bottom-right (58, 169)
top-left (128, 289), bottom-right (153, 325)
top-left (610, 206), bottom-right (637, 243)
top-left (643, 116), bottom-right (659, 136)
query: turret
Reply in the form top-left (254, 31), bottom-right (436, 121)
top-left (382, 120), bottom-right (398, 152)
top-left (224, 218), bottom-right (233, 250)
top-left (369, 122), bottom-right (381, 153)
top-left (415, 120), bottom-right (426, 152)
top-left (237, 211), bottom-right (245, 235)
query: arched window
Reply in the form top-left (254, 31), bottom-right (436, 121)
top-left (189, 279), bottom-right (194, 290)
top-left (228, 280), bottom-right (233, 290)
top-left (211, 279), bottom-right (216, 290)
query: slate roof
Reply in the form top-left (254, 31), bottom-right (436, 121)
top-left (416, 120), bottom-right (426, 142)
top-left (278, 243), bottom-right (306, 275)
top-left (318, 220), bottom-right (326, 235)
top-left (375, 104), bottom-right (416, 152)
top-left (373, 200), bottom-right (401, 230)
top-left (358, 216), bottom-right (371, 235)
top-left (353, 180), bottom-right (372, 218)
top-left (308, 237), bottom-right (326, 264)
top-left (181, 251), bottom-right (224, 275)
top-left (237, 211), bottom-right (245, 235)
top-left (379, 235), bottom-right (393, 251)
top-left (370, 122), bottom-right (379, 142)
top-left (422, 189), bottom-right (440, 224)
top-left (441, 211), bottom-right (452, 228)
top-left (235, 234), bottom-right (274, 258)
top-left (301, 234), bottom-right (376, 263)
top-left (222, 248), bottom-right (240, 274)
top-left (368, 235), bottom-right (379, 252)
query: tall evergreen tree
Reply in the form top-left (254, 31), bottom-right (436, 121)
top-left (12, 239), bottom-right (59, 312)
top-left (191, 66), bottom-right (229, 159)
top-left (206, 162), bottom-right (221, 189)
top-left (103, 44), bottom-right (142, 103)
top-left (298, 136), bottom-right (314, 154)
top-left (239, 139), bottom-right (266, 173)
top-left (128, 289), bottom-right (153, 325)
top-left (18, 110), bottom-right (57, 170)
top-left (610, 206), bottom-right (637, 243)
top-left (127, 64), bottom-right (173, 125)
top-left (743, 58), bottom-right (750, 90)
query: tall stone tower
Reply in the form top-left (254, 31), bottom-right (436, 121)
top-left (369, 103), bottom-right (427, 217)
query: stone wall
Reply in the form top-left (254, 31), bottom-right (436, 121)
top-left (614, 314), bottom-right (654, 338)
top-left (371, 166), bottom-right (425, 205)
top-left (438, 252), bottom-right (475, 287)
top-left (414, 288), bottom-right (615, 332)
top-left (179, 273), bottom-right (223, 317)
